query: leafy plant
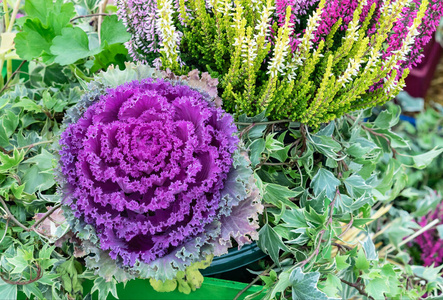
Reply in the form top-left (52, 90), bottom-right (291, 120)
top-left (235, 105), bottom-right (443, 299)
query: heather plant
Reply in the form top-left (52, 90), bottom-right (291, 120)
top-left (117, 0), bottom-right (443, 128)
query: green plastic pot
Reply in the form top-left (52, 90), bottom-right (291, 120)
top-left (82, 277), bottom-right (264, 300)
top-left (202, 243), bottom-right (267, 277)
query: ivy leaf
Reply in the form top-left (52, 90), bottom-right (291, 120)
top-left (91, 277), bottom-right (119, 300)
top-left (311, 168), bottom-right (340, 200)
top-left (355, 249), bottom-right (369, 271)
top-left (344, 174), bottom-right (371, 198)
top-left (22, 283), bottom-right (45, 299)
top-left (281, 208), bottom-right (308, 228)
top-left (0, 110), bottom-right (20, 148)
top-left (374, 105), bottom-right (400, 129)
top-left (411, 147), bottom-right (443, 169)
top-left (335, 254), bottom-right (350, 271)
top-left (0, 149), bottom-right (25, 173)
top-left (289, 268), bottom-right (328, 300)
top-left (366, 278), bottom-right (390, 300)
top-left (319, 274), bottom-right (341, 297)
top-left (257, 224), bottom-right (289, 267)
top-left (263, 183), bottom-right (299, 210)
top-left (249, 138), bottom-right (265, 167)
top-left (0, 279), bottom-right (17, 300)
top-left (269, 271), bottom-right (291, 299)
top-left (360, 237), bottom-right (377, 260)
top-left (21, 165), bottom-right (55, 193)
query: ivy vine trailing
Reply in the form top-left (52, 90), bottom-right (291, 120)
top-left (236, 106), bottom-right (443, 299)
top-left (0, 0), bottom-right (443, 299)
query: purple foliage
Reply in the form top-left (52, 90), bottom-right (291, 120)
top-left (59, 78), bottom-right (239, 267)
top-left (415, 200), bottom-right (443, 267)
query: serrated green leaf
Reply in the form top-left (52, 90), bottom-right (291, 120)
top-left (355, 249), bottom-right (369, 271)
top-left (51, 27), bottom-right (102, 65)
top-left (100, 15), bottom-right (131, 46)
top-left (15, 19), bottom-right (55, 61)
top-left (289, 268), bottom-right (328, 300)
top-left (257, 224), bottom-right (289, 267)
top-left (366, 277), bottom-right (390, 300)
top-left (335, 254), bottom-right (350, 271)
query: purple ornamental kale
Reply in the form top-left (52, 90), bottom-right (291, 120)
top-left (59, 78), bottom-right (239, 267)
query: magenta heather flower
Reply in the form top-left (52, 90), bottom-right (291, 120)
top-left (415, 198), bottom-right (443, 267)
top-left (58, 64), bottom-right (262, 282)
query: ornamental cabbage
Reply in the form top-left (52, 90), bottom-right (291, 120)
top-left (57, 63), bottom-right (262, 286)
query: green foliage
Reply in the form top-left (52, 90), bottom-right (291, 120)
top-left (241, 105), bottom-right (443, 299)
top-left (15, 0), bottom-right (131, 77)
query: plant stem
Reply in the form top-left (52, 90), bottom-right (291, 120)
top-left (340, 278), bottom-right (374, 300)
top-left (70, 13), bottom-right (111, 22)
top-left (0, 196), bottom-right (62, 233)
top-left (0, 196), bottom-right (29, 231)
top-left (235, 119), bottom-right (292, 126)
top-left (233, 263), bottom-right (275, 300)
top-left (0, 60), bottom-right (26, 95)
top-left (7, 0), bottom-right (22, 32)
top-left (5, 139), bottom-right (53, 154)
top-left (32, 204), bottom-right (62, 230)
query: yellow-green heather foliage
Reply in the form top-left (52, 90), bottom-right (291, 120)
top-left (165, 0), bottom-right (427, 128)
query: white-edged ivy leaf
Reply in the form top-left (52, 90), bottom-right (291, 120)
top-left (311, 168), bottom-right (340, 200)
top-left (263, 183), bottom-right (299, 209)
top-left (374, 106), bottom-right (400, 129)
top-left (23, 282), bottom-right (44, 299)
top-left (411, 147), bottom-right (443, 169)
top-left (289, 268), bottom-right (328, 300)
top-left (360, 237), bottom-right (377, 260)
top-left (257, 224), bottom-right (289, 267)
top-left (91, 276), bottom-right (119, 300)
top-left (12, 98), bottom-right (43, 113)
top-left (0, 278), bottom-right (17, 300)
top-left (21, 165), bottom-right (55, 193)
top-left (269, 271), bottom-right (291, 299)
top-left (249, 138), bottom-right (265, 167)
top-left (281, 208), bottom-right (308, 228)
top-left (343, 174), bottom-right (371, 198)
